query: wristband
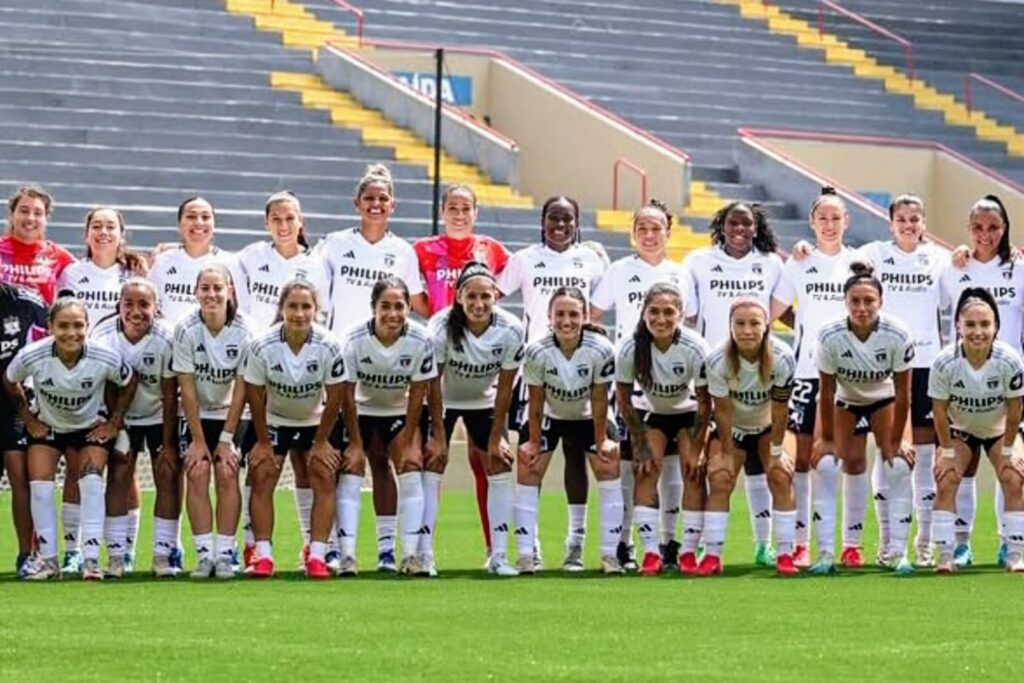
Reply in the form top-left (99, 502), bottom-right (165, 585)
top-left (770, 444), bottom-right (783, 459)
top-left (939, 447), bottom-right (956, 461)
top-left (219, 431), bottom-right (235, 445)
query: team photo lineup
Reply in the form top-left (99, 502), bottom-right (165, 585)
top-left (2, 164), bottom-right (1024, 584)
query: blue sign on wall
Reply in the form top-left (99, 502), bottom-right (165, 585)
top-left (392, 71), bottom-right (473, 107)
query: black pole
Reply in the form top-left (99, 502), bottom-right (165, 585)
top-left (431, 47), bottom-right (444, 236)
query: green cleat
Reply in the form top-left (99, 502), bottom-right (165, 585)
top-left (894, 556), bottom-right (915, 576)
top-left (809, 551), bottom-right (836, 575)
top-left (754, 542), bottom-right (777, 568)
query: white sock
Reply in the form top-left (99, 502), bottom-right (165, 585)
top-left (794, 471), bottom-right (810, 546)
top-left (514, 484), bottom-right (539, 558)
top-left (397, 472), bottom-right (425, 560)
top-left (61, 501), bottom-right (81, 553)
top-left (745, 473), bottom-right (772, 544)
top-left (634, 505), bottom-right (659, 554)
top-left (30, 481), bottom-right (58, 560)
top-left (597, 479), bottom-right (623, 557)
top-left (242, 484), bottom-right (254, 546)
top-left (681, 510), bottom-right (704, 555)
top-left (487, 472), bottom-right (514, 557)
top-left (78, 473), bottom-right (105, 561)
top-left (126, 507), bottom-right (140, 556)
top-left (216, 534), bottom-right (236, 560)
top-left (336, 474), bottom-right (363, 557)
top-left (912, 444), bottom-right (935, 549)
top-left (884, 459), bottom-right (913, 559)
top-left (702, 510), bottom-right (729, 558)
top-left (995, 484), bottom-right (1006, 542)
top-left (619, 461), bottom-right (635, 545)
top-left (933, 510), bottom-right (955, 560)
top-left (955, 476), bottom-right (976, 545)
top-left (105, 515), bottom-right (129, 558)
top-left (1005, 511), bottom-right (1024, 555)
top-left (309, 540), bottom-right (329, 561)
top-left (153, 517), bottom-right (179, 559)
top-left (193, 533), bottom-right (214, 561)
top-left (658, 455), bottom-right (682, 544)
top-left (256, 539), bottom-right (272, 560)
top-left (774, 509), bottom-right (796, 556)
top-left (420, 471), bottom-right (443, 556)
top-left (813, 454), bottom-right (841, 556)
top-left (842, 472), bottom-right (869, 548)
top-left (871, 455), bottom-right (890, 550)
top-left (293, 487), bottom-right (313, 544)
top-left (567, 504), bottom-right (587, 548)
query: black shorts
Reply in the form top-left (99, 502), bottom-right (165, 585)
top-left (642, 411), bottom-right (696, 456)
top-left (239, 421), bottom-right (346, 458)
top-left (790, 378), bottom-right (870, 436)
top-left (835, 396), bottom-right (895, 424)
top-left (0, 413), bottom-right (26, 452)
top-left (444, 408), bottom-right (495, 450)
top-left (910, 367), bottom-right (933, 429)
top-left (28, 427), bottom-right (115, 453)
top-left (180, 418), bottom-right (249, 462)
top-left (951, 428), bottom-right (1002, 459)
top-left (358, 412), bottom-right (430, 451)
top-left (709, 425), bottom-right (770, 476)
top-left (127, 424), bottom-right (166, 458)
top-left (519, 416), bottom-right (616, 455)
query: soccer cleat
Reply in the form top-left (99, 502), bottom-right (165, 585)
top-left (243, 544), bottom-right (257, 569)
top-left (678, 551), bottom-right (699, 576)
top-left (1005, 552), bottom-right (1024, 573)
top-left (695, 554), bottom-right (723, 576)
top-left (123, 552), bottom-right (136, 575)
top-left (894, 556), bottom-right (915, 576)
top-left (15, 552), bottom-right (30, 578)
top-left (169, 546), bottom-right (185, 573)
top-left (399, 555), bottom-right (421, 576)
top-left (299, 543), bottom-right (310, 571)
top-left (61, 550), bottom-right (83, 575)
top-left (914, 545), bottom-right (935, 568)
top-left (839, 546), bottom-right (864, 568)
top-left (753, 542), bottom-right (777, 568)
top-left (776, 554), bottom-right (799, 576)
top-left (82, 558), bottom-right (104, 581)
top-left (792, 545), bottom-right (811, 569)
top-left (190, 558), bottom-right (216, 579)
top-left (305, 557), bottom-right (331, 579)
top-left (515, 554), bottom-right (536, 576)
top-left (875, 548), bottom-right (893, 569)
top-left (153, 555), bottom-right (180, 578)
top-left (417, 554), bottom-right (438, 578)
top-left (250, 556), bottom-right (275, 578)
top-left (660, 540), bottom-right (681, 570)
top-left (953, 543), bottom-right (974, 568)
top-left (229, 549), bottom-right (241, 573)
top-left (335, 555), bottom-right (359, 577)
top-left (562, 543), bottom-right (585, 573)
top-left (935, 555), bottom-right (956, 574)
top-left (600, 554), bottom-right (625, 575)
top-left (377, 550), bottom-right (398, 573)
top-left (997, 542), bottom-right (1009, 568)
top-left (616, 542), bottom-right (638, 572)
top-left (214, 557), bottom-right (236, 580)
top-left (640, 551), bottom-right (663, 576)
top-left (325, 549), bottom-right (342, 573)
top-left (104, 556), bottom-right (126, 579)
top-left (22, 555), bottom-right (61, 581)
top-left (533, 540), bottom-right (544, 572)
top-left (487, 553), bottom-right (519, 577)
top-left (809, 552), bottom-right (837, 575)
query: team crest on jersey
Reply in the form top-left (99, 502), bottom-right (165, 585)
top-left (491, 346), bottom-right (503, 357)
top-left (917, 253), bottom-right (929, 266)
top-left (306, 360), bottom-right (319, 373)
top-left (752, 263), bottom-right (762, 275)
top-left (399, 355), bottom-right (412, 367)
top-left (1003, 269), bottom-right (1014, 281)
top-left (672, 363), bottom-right (686, 376)
top-left (384, 253), bottom-right (396, 268)
top-left (576, 365), bottom-right (590, 378)
top-left (874, 350), bottom-right (888, 362)
top-left (81, 378), bottom-right (94, 389)
top-left (226, 345), bottom-right (239, 359)
top-left (295, 269), bottom-right (308, 280)
top-left (987, 377), bottom-right (1000, 389)
top-left (143, 353), bottom-right (155, 366)
top-left (572, 258), bottom-right (584, 269)
top-left (3, 316), bottom-right (20, 336)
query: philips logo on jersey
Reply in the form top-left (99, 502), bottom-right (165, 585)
top-left (356, 371), bottom-right (409, 387)
top-left (949, 394), bottom-right (1004, 410)
top-left (836, 367), bottom-right (891, 383)
top-left (74, 289), bottom-right (119, 304)
top-left (267, 379), bottom-right (322, 398)
top-left (649, 381), bottom-right (686, 397)
top-left (732, 388), bottom-right (770, 405)
top-left (251, 282), bottom-right (279, 298)
top-left (193, 364), bottom-right (236, 381)
top-left (709, 279), bottom-right (765, 293)
top-left (545, 384), bottom-right (590, 402)
top-left (38, 388), bottom-right (91, 411)
top-left (984, 286), bottom-right (1016, 300)
top-left (435, 268), bottom-right (461, 283)
top-left (163, 283), bottom-right (192, 296)
top-left (531, 275), bottom-right (587, 289)
top-left (880, 273), bottom-right (932, 286)
top-left (805, 282), bottom-right (844, 295)
top-left (447, 358), bottom-right (502, 377)
top-left (338, 265), bottom-right (391, 282)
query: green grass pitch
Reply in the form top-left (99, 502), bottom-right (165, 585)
top-left (0, 489), bottom-right (1018, 681)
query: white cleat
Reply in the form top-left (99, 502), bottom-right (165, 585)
top-left (22, 555), bottom-right (61, 581)
top-left (190, 557), bottom-right (216, 579)
top-left (600, 554), bottom-right (626, 575)
top-left (334, 555), bottom-right (358, 577)
top-left (104, 555), bottom-right (126, 579)
top-left (82, 558), bottom-right (104, 581)
top-left (416, 554), bottom-right (438, 578)
top-left (914, 545), bottom-right (935, 568)
top-left (515, 554), bottom-right (537, 576)
top-left (487, 553), bottom-right (519, 577)
top-left (562, 543), bottom-right (585, 573)
top-left (1005, 552), bottom-right (1024, 573)
top-left (399, 554), bottom-right (421, 576)
top-left (214, 556), bottom-right (236, 579)
top-left (153, 555), bottom-right (181, 578)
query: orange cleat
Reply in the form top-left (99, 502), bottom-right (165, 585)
top-left (840, 546), bottom-right (864, 568)
top-left (640, 552), bottom-right (663, 576)
top-left (792, 544), bottom-right (811, 568)
top-left (776, 554), bottom-right (799, 576)
top-left (678, 551), bottom-right (700, 575)
top-left (250, 556), bottom-right (275, 578)
top-left (695, 554), bottom-right (722, 576)
top-left (305, 557), bottom-right (330, 579)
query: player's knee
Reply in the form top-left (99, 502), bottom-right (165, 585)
top-left (186, 458), bottom-right (211, 485)
top-left (707, 465), bottom-right (735, 496)
top-left (768, 463), bottom-right (792, 491)
top-left (309, 458), bottom-right (338, 490)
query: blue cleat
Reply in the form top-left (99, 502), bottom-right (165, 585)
top-left (894, 556), bottom-right (915, 576)
top-left (377, 550), bottom-right (397, 573)
top-left (230, 549), bottom-right (242, 573)
top-left (15, 552), bottom-right (30, 578)
top-left (953, 544), bottom-right (974, 568)
top-left (169, 546), bottom-right (184, 571)
top-left (809, 551), bottom-right (837, 575)
top-left (996, 542), bottom-right (1008, 568)
top-left (123, 552), bottom-right (136, 575)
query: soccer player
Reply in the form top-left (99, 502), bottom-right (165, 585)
top-left (427, 262), bottom-right (524, 576)
top-left (816, 262), bottom-right (916, 574)
top-left (683, 201), bottom-right (784, 568)
top-left (0, 280), bottom-right (46, 575)
top-left (150, 196), bottom-right (249, 326)
top-left (4, 298), bottom-right (134, 580)
top-left (90, 279), bottom-right (177, 578)
top-left (616, 283), bottom-right (710, 575)
top-left (703, 298), bottom-right (797, 575)
top-left (341, 276), bottom-right (440, 575)
top-left (245, 280), bottom-right (347, 579)
top-left (172, 265), bottom-right (253, 579)
top-left (929, 287), bottom-right (1024, 573)
top-left (513, 286), bottom-right (622, 574)
top-left (591, 199), bottom-right (690, 570)
top-left (1, 185), bottom-right (75, 304)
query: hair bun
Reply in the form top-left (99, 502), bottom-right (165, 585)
top-left (849, 260), bottom-right (874, 278)
top-left (648, 197), bottom-right (668, 213)
top-left (820, 186), bottom-right (837, 196)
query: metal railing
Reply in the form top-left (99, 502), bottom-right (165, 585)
top-left (817, 0), bottom-right (914, 81)
top-left (612, 158), bottom-right (648, 211)
top-left (964, 72), bottom-right (1024, 116)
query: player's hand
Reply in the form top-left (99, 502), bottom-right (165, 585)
top-left (888, 442), bottom-right (916, 468)
top-left (792, 240), bottom-right (813, 261)
top-left (933, 453), bottom-right (958, 484)
top-left (86, 421), bottom-right (117, 444)
top-left (213, 441), bottom-right (240, 475)
top-left (681, 445), bottom-right (703, 480)
top-left (309, 438), bottom-right (341, 472)
top-left (24, 415), bottom-right (50, 440)
top-left (518, 440), bottom-right (541, 471)
top-left (951, 244), bottom-right (971, 269)
top-left (184, 441), bottom-right (211, 475)
top-left (811, 439), bottom-right (836, 468)
top-left (632, 432), bottom-right (655, 475)
top-left (342, 443), bottom-right (365, 473)
top-left (424, 434), bottom-right (448, 471)
top-left (248, 440), bottom-right (275, 471)
top-left (596, 438), bottom-right (618, 465)
top-left (487, 435), bottom-right (514, 470)
top-left (1009, 452), bottom-right (1024, 478)
top-left (773, 450), bottom-right (796, 477)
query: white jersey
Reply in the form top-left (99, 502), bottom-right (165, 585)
top-left (590, 254), bottom-right (690, 342)
top-left (343, 319), bottom-right (436, 417)
top-left (774, 247), bottom-right (858, 380)
top-left (855, 240), bottom-right (951, 367)
top-left (523, 330), bottom-right (615, 420)
top-left (237, 241), bottom-right (331, 329)
top-left (817, 313), bottom-right (915, 405)
top-left (497, 243), bottom-right (606, 343)
top-left (428, 305), bottom-right (525, 410)
top-left (244, 323), bottom-right (346, 427)
top-left (705, 336), bottom-right (796, 435)
top-left (172, 312), bottom-right (254, 420)
top-left (616, 326), bottom-right (709, 415)
top-left (316, 228), bottom-right (424, 340)
top-left (929, 341), bottom-right (1024, 439)
top-left (6, 337), bottom-right (132, 433)
top-left (150, 245), bottom-right (249, 326)
top-left (683, 246), bottom-right (783, 348)
top-left (940, 256), bottom-right (1024, 351)
top-left (55, 260), bottom-right (129, 327)
top-left (90, 317), bottom-right (175, 426)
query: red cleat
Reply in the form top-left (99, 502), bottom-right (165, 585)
top-left (792, 544), bottom-right (811, 568)
top-left (840, 546), bottom-right (864, 568)
top-left (695, 554), bottom-right (722, 576)
top-left (776, 554), bottom-right (799, 576)
top-left (301, 543), bottom-right (310, 564)
top-left (250, 556), bottom-right (275, 578)
top-left (678, 551), bottom-right (700, 575)
top-left (305, 557), bottom-right (330, 579)
top-left (243, 544), bottom-right (257, 568)
top-left (640, 552), bottom-right (663, 576)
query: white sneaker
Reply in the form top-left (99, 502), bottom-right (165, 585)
top-left (1006, 552), bottom-right (1024, 573)
top-left (417, 553), bottom-right (438, 578)
top-left (915, 544), bottom-right (935, 568)
top-left (82, 557), bottom-right (104, 581)
top-left (487, 553), bottom-right (519, 577)
top-left (191, 557), bottom-right (216, 579)
top-left (875, 548), bottom-right (894, 569)
top-left (214, 556), bottom-right (236, 579)
top-left (104, 555), bottom-right (126, 579)
top-left (153, 555), bottom-right (181, 578)
top-left (562, 543), bottom-right (584, 573)
top-left (600, 554), bottom-right (625, 575)
top-left (399, 554), bottom-right (421, 575)
top-left (515, 554), bottom-right (536, 576)
top-left (22, 555), bottom-right (61, 581)
top-left (334, 555), bottom-right (358, 577)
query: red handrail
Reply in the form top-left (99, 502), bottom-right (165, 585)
top-left (612, 159), bottom-right (648, 211)
top-left (817, 0), bottom-right (914, 82)
top-left (964, 72), bottom-right (1024, 116)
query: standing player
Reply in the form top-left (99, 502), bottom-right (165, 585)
top-left (929, 288), bottom-right (1024, 572)
top-left (616, 283), bottom-right (710, 575)
top-left (173, 265), bottom-right (253, 578)
top-left (89, 279), bottom-right (177, 578)
top-left (591, 199), bottom-right (689, 570)
top-left (816, 263), bottom-right (916, 574)
top-left (513, 286), bottom-right (622, 574)
top-left (341, 277), bottom-right (440, 574)
top-left (245, 280), bottom-right (347, 579)
top-left (4, 298), bottom-right (134, 580)
top-left (1, 186), bottom-right (75, 304)
top-left (683, 201), bottom-right (784, 567)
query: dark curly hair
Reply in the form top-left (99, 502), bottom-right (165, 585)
top-left (709, 201), bottom-right (778, 254)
